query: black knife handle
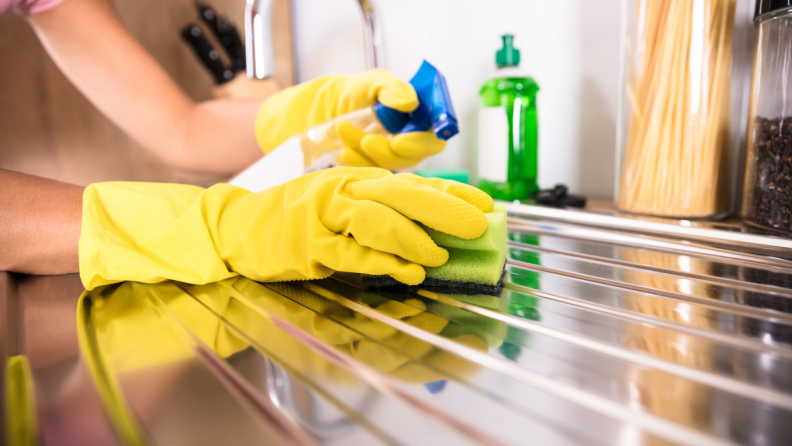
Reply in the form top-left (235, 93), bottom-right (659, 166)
top-left (197, 2), bottom-right (246, 71)
top-left (181, 24), bottom-right (235, 85)
top-left (217, 19), bottom-right (246, 71)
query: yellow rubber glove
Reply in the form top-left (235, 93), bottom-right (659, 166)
top-left (254, 69), bottom-right (445, 169)
top-left (80, 167), bottom-right (494, 290)
top-left (336, 121), bottom-right (446, 169)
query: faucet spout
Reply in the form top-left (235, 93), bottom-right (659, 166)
top-left (245, 0), bottom-right (384, 80)
top-left (246, 0), bottom-right (276, 79)
top-left (357, 0), bottom-right (384, 70)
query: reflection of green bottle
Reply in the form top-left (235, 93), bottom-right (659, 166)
top-left (499, 232), bottom-right (542, 361)
top-left (477, 35), bottom-right (539, 202)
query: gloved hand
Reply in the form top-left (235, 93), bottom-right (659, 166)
top-left (80, 167), bottom-right (494, 290)
top-left (254, 69), bottom-right (445, 170)
top-left (335, 121), bottom-right (445, 169)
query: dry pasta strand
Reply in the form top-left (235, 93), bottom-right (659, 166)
top-left (618, 0), bottom-right (735, 218)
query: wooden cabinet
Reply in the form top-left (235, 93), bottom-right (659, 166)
top-left (0, 0), bottom-right (294, 186)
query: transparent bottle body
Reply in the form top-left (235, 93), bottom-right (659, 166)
top-left (300, 107), bottom-right (390, 173)
top-left (742, 10), bottom-right (792, 231)
top-left (615, 0), bottom-right (746, 219)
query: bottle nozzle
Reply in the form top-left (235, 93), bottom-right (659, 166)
top-left (496, 34), bottom-right (520, 68)
top-left (374, 60), bottom-right (458, 141)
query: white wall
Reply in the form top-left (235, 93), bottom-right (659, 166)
top-left (291, 0), bottom-right (622, 198)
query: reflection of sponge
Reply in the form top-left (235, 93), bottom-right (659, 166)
top-left (427, 292), bottom-right (508, 348)
top-left (362, 204), bottom-right (507, 295)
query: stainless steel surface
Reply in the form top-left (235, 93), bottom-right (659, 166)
top-left (506, 202), bottom-right (792, 253)
top-left (245, 0), bottom-right (383, 80)
top-left (4, 206), bottom-right (792, 444)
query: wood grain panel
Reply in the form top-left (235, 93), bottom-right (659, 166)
top-left (0, 0), bottom-right (294, 186)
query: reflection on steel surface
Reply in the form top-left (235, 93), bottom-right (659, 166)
top-left (4, 207), bottom-right (792, 445)
top-left (508, 218), bottom-right (792, 269)
top-left (507, 255), bottom-right (792, 323)
top-left (506, 203), bottom-right (792, 251)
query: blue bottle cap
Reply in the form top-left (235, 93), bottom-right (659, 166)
top-left (374, 102), bottom-right (410, 134)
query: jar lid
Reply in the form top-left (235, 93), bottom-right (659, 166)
top-left (755, 0), bottom-right (792, 21)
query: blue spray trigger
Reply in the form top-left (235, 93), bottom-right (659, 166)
top-left (373, 60), bottom-right (459, 141)
top-left (424, 380), bottom-right (447, 394)
top-left (374, 102), bottom-right (410, 134)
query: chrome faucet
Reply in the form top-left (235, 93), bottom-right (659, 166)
top-left (245, 0), bottom-right (383, 80)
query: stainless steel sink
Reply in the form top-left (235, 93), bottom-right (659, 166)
top-left (3, 204), bottom-right (792, 445)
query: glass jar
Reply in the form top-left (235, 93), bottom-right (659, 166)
top-left (742, 2), bottom-right (792, 231)
top-left (616, 0), bottom-right (740, 218)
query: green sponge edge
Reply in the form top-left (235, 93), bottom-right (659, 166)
top-left (359, 270), bottom-right (506, 297)
top-left (422, 202), bottom-right (507, 286)
top-left (362, 203), bottom-right (507, 291)
top-left (421, 203), bottom-right (507, 253)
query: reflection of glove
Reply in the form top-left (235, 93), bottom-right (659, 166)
top-left (245, 280), bottom-right (486, 384)
top-left (80, 167), bottom-right (493, 290)
top-left (255, 69), bottom-right (417, 154)
top-left (336, 121), bottom-right (445, 169)
top-left (255, 69), bottom-right (445, 170)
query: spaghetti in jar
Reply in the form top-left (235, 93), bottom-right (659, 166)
top-left (616, 0), bottom-right (739, 218)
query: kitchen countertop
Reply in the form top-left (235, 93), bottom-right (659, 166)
top-left (2, 204), bottom-right (792, 445)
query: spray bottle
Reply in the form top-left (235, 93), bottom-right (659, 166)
top-left (230, 61), bottom-right (459, 193)
top-left (477, 35), bottom-right (539, 202)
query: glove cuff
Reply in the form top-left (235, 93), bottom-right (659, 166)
top-left (79, 182), bottom-right (242, 290)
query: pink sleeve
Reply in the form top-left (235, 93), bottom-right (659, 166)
top-left (10, 0), bottom-right (70, 15)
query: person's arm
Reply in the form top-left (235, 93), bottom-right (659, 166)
top-left (27, 0), bottom-right (263, 175)
top-left (0, 169), bottom-right (82, 275)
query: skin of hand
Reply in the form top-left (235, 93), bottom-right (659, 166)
top-left (0, 168), bottom-right (82, 275)
top-left (27, 0), bottom-right (263, 175)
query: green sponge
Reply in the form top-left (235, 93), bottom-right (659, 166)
top-left (362, 204), bottom-right (507, 295)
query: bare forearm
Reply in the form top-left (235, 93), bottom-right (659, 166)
top-left (0, 169), bottom-right (82, 275)
top-left (28, 0), bottom-right (263, 174)
top-left (175, 98), bottom-right (263, 172)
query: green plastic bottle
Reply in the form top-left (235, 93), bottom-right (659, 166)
top-left (477, 35), bottom-right (539, 201)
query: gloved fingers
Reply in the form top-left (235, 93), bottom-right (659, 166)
top-left (390, 131), bottom-right (446, 159)
top-left (336, 121), bottom-right (366, 151)
top-left (323, 235), bottom-right (426, 285)
top-left (340, 149), bottom-right (377, 168)
top-left (394, 173), bottom-right (495, 213)
top-left (336, 122), bottom-right (442, 170)
top-left (346, 69), bottom-right (419, 112)
top-left (324, 199), bottom-right (449, 267)
top-left (359, 134), bottom-right (425, 170)
top-left (336, 121), bottom-right (423, 169)
top-left (336, 121), bottom-right (377, 167)
top-left (343, 176), bottom-right (488, 240)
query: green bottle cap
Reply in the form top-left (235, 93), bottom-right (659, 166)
top-left (496, 34), bottom-right (520, 68)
